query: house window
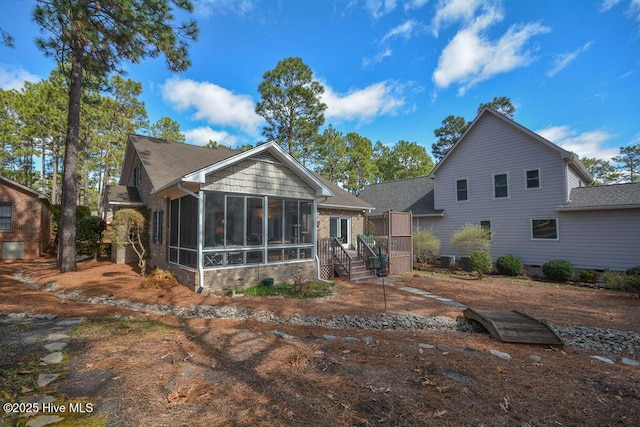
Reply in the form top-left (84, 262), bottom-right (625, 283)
top-left (531, 219), bottom-right (558, 240)
top-left (152, 210), bottom-right (164, 244)
top-left (480, 220), bottom-right (491, 240)
top-left (133, 164), bottom-right (142, 186)
top-left (0, 203), bottom-right (11, 230)
top-left (526, 169), bottom-right (541, 189)
top-left (494, 173), bottom-right (509, 198)
top-left (456, 179), bottom-right (468, 201)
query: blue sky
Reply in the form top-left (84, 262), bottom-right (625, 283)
top-left (1, 0), bottom-right (640, 163)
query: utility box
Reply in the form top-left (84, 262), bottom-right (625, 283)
top-left (366, 256), bottom-right (381, 269)
top-left (440, 255), bottom-right (455, 268)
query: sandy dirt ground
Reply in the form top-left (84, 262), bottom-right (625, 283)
top-left (1, 258), bottom-right (639, 426)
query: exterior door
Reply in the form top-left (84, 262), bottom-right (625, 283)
top-left (329, 217), bottom-right (350, 249)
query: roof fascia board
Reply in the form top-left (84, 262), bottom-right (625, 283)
top-left (557, 204), bottom-right (640, 212)
top-left (179, 141), bottom-right (333, 197)
top-left (430, 108), bottom-right (593, 183)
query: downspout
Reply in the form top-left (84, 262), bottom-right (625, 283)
top-left (177, 182), bottom-right (205, 293)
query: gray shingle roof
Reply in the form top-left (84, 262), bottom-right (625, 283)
top-left (126, 135), bottom-right (367, 209)
top-left (106, 185), bottom-right (142, 205)
top-left (313, 173), bottom-right (373, 210)
top-left (358, 176), bottom-right (442, 216)
top-left (559, 182), bottom-right (640, 210)
top-left (130, 134), bottom-right (238, 190)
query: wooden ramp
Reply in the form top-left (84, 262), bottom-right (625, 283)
top-left (463, 308), bottom-right (563, 346)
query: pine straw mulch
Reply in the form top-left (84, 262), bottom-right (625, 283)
top-left (1, 258), bottom-right (639, 426)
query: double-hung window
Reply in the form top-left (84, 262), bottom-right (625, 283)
top-left (494, 173), bottom-right (509, 198)
top-left (456, 179), bottom-right (468, 201)
top-left (531, 219), bottom-right (558, 240)
top-left (0, 203), bottom-right (11, 230)
top-left (526, 169), bottom-right (541, 189)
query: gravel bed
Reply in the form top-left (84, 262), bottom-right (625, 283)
top-left (13, 270), bottom-right (640, 355)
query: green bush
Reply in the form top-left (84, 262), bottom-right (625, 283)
top-left (496, 254), bottom-right (523, 276)
top-left (76, 215), bottom-right (106, 260)
top-left (451, 224), bottom-right (491, 256)
top-left (600, 270), bottom-right (640, 292)
top-left (578, 269), bottom-right (597, 284)
top-left (626, 266), bottom-right (640, 277)
top-left (542, 259), bottom-right (575, 282)
top-left (413, 227), bottom-right (441, 264)
top-left (470, 250), bottom-right (493, 278)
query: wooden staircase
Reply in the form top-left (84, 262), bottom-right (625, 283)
top-left (334, 250), bottom-right (377, 282)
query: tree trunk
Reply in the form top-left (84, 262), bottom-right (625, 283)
top-left (58, 41), bottom-right (84, 273)
top-left (52, 138), bottom-right (59, 205)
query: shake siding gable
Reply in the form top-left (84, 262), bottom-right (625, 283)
top-left (432, 112), bottom-right (571, 262)
top-left (202, 158), bottom-right (316, 199)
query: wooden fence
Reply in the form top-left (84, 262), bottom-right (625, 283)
top-left (367, 211), bottom-right (413, 275)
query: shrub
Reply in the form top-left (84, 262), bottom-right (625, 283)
top-left (470, 250), bottom-right (493, 278)
top-left (542, 259), bottom-right (575, 282)
top-left (76, 216), bottom-right (106, 260)
top-left (600, 270), bottom-right (640, 292)
top-left (496, 254), bottom-right (523, 276)
top-left (413, 227), bottom-right (441, 264)
top-left (626, 266), bottom-right (640, 277)
top-left (579, 269), bottom-right (597, 284)
top-left (142, 268), bottom-right (179, 290)
top-left (451, 223), bottom-right (491, 256)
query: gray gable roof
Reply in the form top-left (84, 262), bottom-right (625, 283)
top-left (120, 134), bottom-right (366, 209)
top-left (106, 185), bottom-right (143, 206)
top-left (358, 176), bottom-right (442, 216)
top-left (558, 182), bottom-right (640, 211)
top-left (431, 107), bottom-right (593, 184)
top-left (126, 134), bottom-right (238, 191)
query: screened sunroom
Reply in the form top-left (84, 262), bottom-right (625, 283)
top-left (168, 192), bottom-right (316, 271)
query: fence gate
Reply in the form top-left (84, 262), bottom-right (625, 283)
top-left (366, 210), bottom-right (413, 275)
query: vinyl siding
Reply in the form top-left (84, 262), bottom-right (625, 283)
top-left (432, 112), bottom-right (572, 263)
top-left (554, 209), bottom-right (640, 270)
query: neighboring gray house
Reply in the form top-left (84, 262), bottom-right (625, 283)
top-left (106, 135), bottom-right (372, 292)
top-left (360, 107), bottom-right (640, 271)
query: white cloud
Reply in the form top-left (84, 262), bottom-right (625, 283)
top-left (0, 65), bottom-right (40, 90)
top-left (404, 0), bottom-right (429, 12)
top-left (362, 49), bottom-right (393, 67)
top-left (365, 0), bottom-right (397, 19)
top-left (537, 125), bottom-right (618, 160)
top-left (195, 0), bottom-right (258, 17)
top-left (162, 77), bottom-right (262, 135)
top-left (183, 126), bottom-right (239, 147)
top-left (321, 81), bottom-right (407, 122)
top-left (430, 0), bottom-right (487, 36)
top-left (382, 19), bottom-right (418, 43)
top-left (431, 1), bottom-right (550, 95)
top-left (600, 0), bottom-right (640, 21)
top-left (546, 42), bottom-right (592, 77)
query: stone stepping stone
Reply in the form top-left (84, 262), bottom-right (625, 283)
top-left (26, 415), bottom-right (64, 427)
top-left (418, 343), bottom-right (434, 350)
top-left (24, 395), bottom-right (55, 405)
top-left (490, 350), bottom-right (512, 360)
top-left (622, 357), bottom-right (639, 367)
top-left (44, 342), bottom-right (67, 351)
top-left (342, 337), bottom-right (360, 343)
top-left (37, 373), bottom-right (61, 387)
top-left (46, 333), bottom-right (69, 341)
top-left (323, 334), bottom-right (336, 341)
top-left (272, 330), bottom-right (296, 339)
top-left (591, 355), bottom-right (615, 365)
top-left (41, 352), bottom-right (63, 364)
top-left (56, 318), bottom-right (83, 326)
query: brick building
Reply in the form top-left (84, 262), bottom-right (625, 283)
top-left (0, 175), bottom-right (52, 260)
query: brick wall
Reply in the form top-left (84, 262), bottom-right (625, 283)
top-left (0, 182), bottom-right (51, 259)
